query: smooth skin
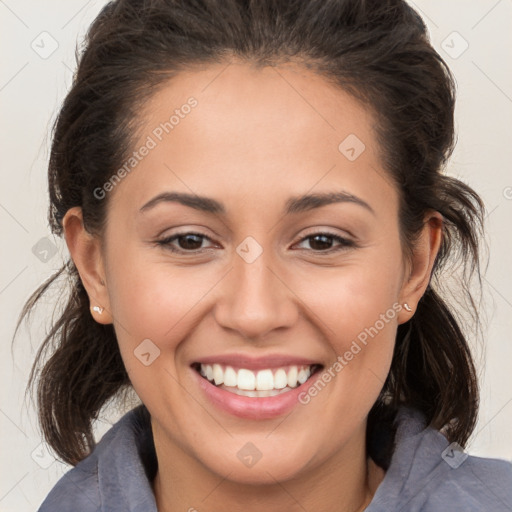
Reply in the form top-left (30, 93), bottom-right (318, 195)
top-left (63, 61), bottom-right (442, 512)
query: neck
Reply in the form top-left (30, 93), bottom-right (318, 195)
top-left (151, 421), bottom-right (386, 512)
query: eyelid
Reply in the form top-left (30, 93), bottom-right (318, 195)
top-left (295, 226), bottom-right (354, 242)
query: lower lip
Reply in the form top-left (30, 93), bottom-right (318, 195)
top-left (193, 368), bottom-right (321, 420)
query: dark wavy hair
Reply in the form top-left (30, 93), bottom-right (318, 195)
top-left (16, 0), bottom-right (484, 467)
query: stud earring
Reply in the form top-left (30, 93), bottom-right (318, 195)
top-left (92, 306), bottom-right (104, 314)
top-left (403, 303), bottom-right (412, 312)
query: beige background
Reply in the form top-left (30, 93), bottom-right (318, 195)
top-left (1, 0), bottom-right (511, 510)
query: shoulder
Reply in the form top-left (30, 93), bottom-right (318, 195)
top-left (37, 456), bottom-right (101, 511)
top-left (368, 406), bottom-right (512, 511)
top-left (426, 452), bottom-right (512, 511)
top-left (37, 404), bottom-right (156, 512)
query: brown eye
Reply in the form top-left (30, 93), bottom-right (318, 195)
top-left (294, 232), bottom-right (355, 253)
top-left (174, 234), bottom-right (205, 250)
top-left (308, 234), bottom-right (336, 251)
top-left (156, 232), bottom-right (215, 253)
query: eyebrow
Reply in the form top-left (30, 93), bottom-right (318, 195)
top-left (139, 191), bottom-right (375, 216)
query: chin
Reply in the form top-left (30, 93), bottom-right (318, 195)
top-left (194, 435), bottom-right (319, 485)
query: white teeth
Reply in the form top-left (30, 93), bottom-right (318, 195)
top-left (221, 385), bottom-right (293, 397)
top-left (212, 364), bottom-right (224, 385)
top-left (287, 366), bottom-right (298, 388)
top-left (224, 366), bottom-right (237, 387)
top-left (198, 363), bottom-right (316, 392)
top-left (237, 369), bottom-right (256, 390)
top-left (297, 368), bottom-right (309, 385)
top-left (256, 369), bottom-right (274, 390)
top-left (274, 369), bottom-right (288, 389)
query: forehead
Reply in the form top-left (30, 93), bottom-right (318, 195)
top-left (140, 60), bottom-right (375, 153)
top-left (107, 60), bottom-right (396, 216)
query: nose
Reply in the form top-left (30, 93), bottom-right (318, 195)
top-left (213, 246), bottom-right (299, 341)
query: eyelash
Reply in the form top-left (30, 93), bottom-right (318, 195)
top-left (155, 231), bottom-right (356, 255)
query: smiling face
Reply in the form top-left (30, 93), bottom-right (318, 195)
top-left (64, 60), bottom-right (438, 495)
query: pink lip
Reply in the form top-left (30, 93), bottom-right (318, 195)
top-left (193, 353), bottom-right (320, 371)
top-left (192, 365), bottom-right (322, 420)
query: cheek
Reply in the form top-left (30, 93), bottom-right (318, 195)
top-left (291, 244), bottom-right (403, 388)
top-left (106, 244), bottom-right (217, 355)
top-left (105, 255), bottom-right (213, 405)
top-left (297, 252), bottom-right (403, 341)
top-left (123, 272), bottom-right (188, 330)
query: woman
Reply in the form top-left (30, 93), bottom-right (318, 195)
top-left (20, 0), bottom-right (512, 510)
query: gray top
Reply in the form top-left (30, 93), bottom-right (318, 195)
top-left (37, 405), bottom-right (512, 511)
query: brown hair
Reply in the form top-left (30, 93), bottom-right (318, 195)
top-left (16, 0), bottom-right (484, 466)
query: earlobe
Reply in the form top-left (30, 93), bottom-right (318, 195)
top-left (398, 212), bottom-right (443, 324)
top-left (62, 207), bottom-right (113, 325)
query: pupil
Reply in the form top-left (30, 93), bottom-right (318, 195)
top-left (310, 235), bottom-right (332, 250)
top-left (179, 234), bottom-right (202, 250)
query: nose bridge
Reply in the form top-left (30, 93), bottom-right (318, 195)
top-left (214, 238), bottom-right (297, 339)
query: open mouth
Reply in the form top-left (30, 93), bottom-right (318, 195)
top-left (192, 362), bottom-right (323, 398)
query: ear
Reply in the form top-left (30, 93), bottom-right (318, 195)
top-left (62, 207), bottom-right (113, 324)
top-left (398, 211), bottom-right (443, 324)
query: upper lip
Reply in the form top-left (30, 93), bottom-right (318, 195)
top-left (192, 353), bottom-right (323, 371)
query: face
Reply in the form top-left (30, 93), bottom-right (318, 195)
top-left (71, 61), bottom-right (425, 484)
